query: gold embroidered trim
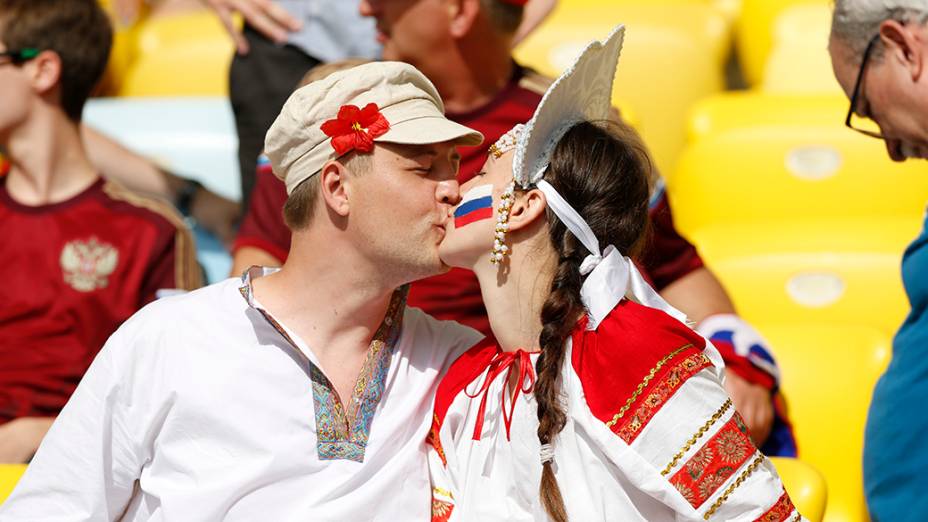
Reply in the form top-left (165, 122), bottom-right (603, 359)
top-left (433, 487), bottom-right (454, 500)
top-left (703, 453), bottom-right (765, 520)
top-left (791, 513), bottom-right (802, 522)
top-left (605, 344), bottom-right (694, 428)
top-left (661, 399), bottom-right (733, 476)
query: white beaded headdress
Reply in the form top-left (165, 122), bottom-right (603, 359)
top-left (501, 24), bottom-right (692, 331)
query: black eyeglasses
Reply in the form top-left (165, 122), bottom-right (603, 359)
top-left (844, 34), bottom-right (885, 139)
top-left (0, 48), bottom-right (39, 65)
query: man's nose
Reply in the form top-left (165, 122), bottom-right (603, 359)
top-left (885, 138), bottom-right (906, 162)
top-left (438, 180), bottom-right (462, 206)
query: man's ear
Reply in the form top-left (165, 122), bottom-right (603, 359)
top-left (29, 50), bottom-right (62, 95)
top-left (448, 0), bottom-right (481, 39)
top-left (507, 187), bottom-right (547, 233)
top-left (319, 161), bottom-right (351, 217)
top-left (879, 18), bottom-right (924, 81)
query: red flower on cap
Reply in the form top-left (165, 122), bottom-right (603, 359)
top-left (321, 103), bottom-right (390, 155)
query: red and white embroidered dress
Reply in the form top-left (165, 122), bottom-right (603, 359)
top-left (427, 299), bottom-right (805, 522)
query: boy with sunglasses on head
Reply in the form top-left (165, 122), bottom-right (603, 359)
top-left (0, 0), bottom-right (200, 463)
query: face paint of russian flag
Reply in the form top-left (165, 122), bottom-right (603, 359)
top-left (454, 185), bottom-right (495, 228)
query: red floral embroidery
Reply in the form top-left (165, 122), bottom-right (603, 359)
top-left (755, 490), bottom-right (798, 522)
top-left (615, 352), bottom-right (713, 443)
top-left (670, 413), bottom-right (756, 509)
top-left (320, 103), bottom-right (390, 155)
top-left (431, 497), bottom-right (454, 522)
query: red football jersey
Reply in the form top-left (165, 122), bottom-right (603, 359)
top-left (233, 65), bottom-right (704, 337)
top-left (0, 177), bottom-right (202, 422)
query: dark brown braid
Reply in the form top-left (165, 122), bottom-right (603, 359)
top-left (533, 120), bottom-right (652, 522)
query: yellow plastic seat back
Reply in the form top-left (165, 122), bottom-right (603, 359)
top-left (0, 464), bottom-right (27, 505)
top-left (768, 457), bottom-right (828, 522)
top-left (568, 0), bottom-right (741, 24)
top-left (671, 124), bottom-right (928, 233)
top-left (111, 9), bottom-right (235, 97)
top-left (701, 230), bottom-right (911, 339)
top-left (759, 324), bottom-right (890, 522)
top-left (686, 92), bottom-right (850, 143)
top-left (762, 4), bottom-right (842, 95)
top-left (736, 0), bottom-right (830, 86)
top-left (514, 2), bottom-right (731, 176)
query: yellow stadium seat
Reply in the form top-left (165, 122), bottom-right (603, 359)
top-left (762, 4), bottom-right (843, 95)
top-left (711, 0), bottom-right (743, 24)
top-left (514, 2), bottom-right (731, 176)
top-left (670, 125), bottom-right (928, 231)
top-left (758, 324), bottom-right (890, 522)
top-left (686, 92), bottom-right (850, 142)
top-left (698, 227), bottom-right (912, 337)
top-left (98, 20), bottom-right (138, 96)
top-left (736, 0), bottom-right (830, 86)
top-left (0, 464), bottom-right (27, 505)
top-left (769, 457), bottom-right (828, 522)
top-left (567, 0), bottom-right (741, 25)
top-left (111, 9), bottom-right (235, 97)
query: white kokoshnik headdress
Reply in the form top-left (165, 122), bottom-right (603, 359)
top-left (491, 24), bottom-right (690, 331)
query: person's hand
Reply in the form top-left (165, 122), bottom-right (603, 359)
top-left (204, 0), bottom-right (302, 55)
top-left (0, 417), bottom-right (55, 463)
top-left (190, 186), bottom-right (241, 248)
top-left (724, 372), bottom-right (774, 447)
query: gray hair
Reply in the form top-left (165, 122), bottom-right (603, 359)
top-left (831, 0), bottom-right (928, 64)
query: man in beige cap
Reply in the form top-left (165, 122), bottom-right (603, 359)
top-left (0, 62), bottom-right (485, 521)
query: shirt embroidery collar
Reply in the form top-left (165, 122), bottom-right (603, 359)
top-left (238, 266), bottom-right (408, 462)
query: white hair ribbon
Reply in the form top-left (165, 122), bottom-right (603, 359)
top-left (536, 180), bottom-right (689, 331)
top-left (539, 443), bottom-right (555, 464)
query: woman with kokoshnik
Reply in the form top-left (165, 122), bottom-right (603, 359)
top-left (427, 25), bottom-right (806, 522)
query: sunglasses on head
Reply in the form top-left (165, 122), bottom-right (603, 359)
top-left (0, 48), bottom-right (39, 65)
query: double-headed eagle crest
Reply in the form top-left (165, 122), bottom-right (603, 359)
top-left (59, 237), bottom-right (119, 292)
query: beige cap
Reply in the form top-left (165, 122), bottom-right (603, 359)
top-left (265, 61), bottom-right (484, 195)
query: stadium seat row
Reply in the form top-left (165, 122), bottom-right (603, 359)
top-left (666, 91), bottom-right (923, 522)
top-left (94, 0), bottom-right (839, 176)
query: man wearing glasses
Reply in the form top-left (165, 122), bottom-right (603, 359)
top-left (829, 1), bottom-right (928, 520)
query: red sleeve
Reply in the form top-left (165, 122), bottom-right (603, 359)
top-left (232, 159), bottom-right (291, 262)
top-left (140, 223), bottom-right (201, 303)
top-left (140, 230), bottom-right (177, 304)
top-left (572, 300), bottom-right (713, 444)
top-left (637, 189), bottom-right (704, 291)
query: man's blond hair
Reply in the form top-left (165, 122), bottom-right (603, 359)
top-left (283, 59), bottom-right (374, 231)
